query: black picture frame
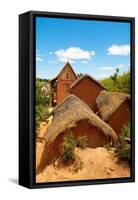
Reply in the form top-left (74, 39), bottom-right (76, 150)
top-left (19, 10), bottom-right (135, 189)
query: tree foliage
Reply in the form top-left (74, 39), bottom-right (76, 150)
top-left (116, 122), bottom-right (131, 162)
top-left (101, 71), bottom-right (130, 94)
top-left (77, 73), bottom-right (83, 78)
top-left (36, 79), bottom-right (50, 129)
top-left (110, 68), bottom-right (120, 82)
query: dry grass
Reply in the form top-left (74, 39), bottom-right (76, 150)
top-left (96, 90), bottom-right (130, 121)
top-left (45, 95), bottom-right (117, 145)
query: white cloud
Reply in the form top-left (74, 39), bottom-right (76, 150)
top-left (36, 57), bottom-right (43, 62)
top-left (36, 49), bottom-right (46, 62)
top-left (48, 60), bottom-right (58, 64)
top-left (117, 64), bottom-right (124, 68)
top-left (36, 49), bottom-right (40, 53)
top-left (98, 73), bottom-right (110, 79)
top-left (54, 47), bottom-right (95, 62)
top-left (99, 66), bottom-right (114, 71)
top-left (98, 66), bottom-right (115, 80)
top-left (100, 74), bottom-right (109, 77)
top-left (57, 57), bottom-right (75, 63)
top-left (82, 60), bottom-right (89, 64)
top-left (107, 44), bottom-right (130, 56)
top-left (99, 64), bottom-right (127, 73)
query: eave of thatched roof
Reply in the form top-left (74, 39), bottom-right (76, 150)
top-left (96, 90), bottom-right (130, 122)
top-left (70, 74), bottom-right (106, 90)
top-left (45, 94), bottom-right (117, 145)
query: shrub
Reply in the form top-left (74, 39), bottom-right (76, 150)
top-left (59, 143), bottom-right (76, 164)
top-left (36, 104), bottom-right (50, 129)
top-left (100, 71), bottom-right (130, 94)
top-left (59, 132), bottom-right (76, 164)
top-left (116, 122), bottom-right (131, 162)
top-left (64, 132), bottom-right (76, 148)
top-left (76, 135), bottom-right (88, 149)
top-left (116, 142), bottom-right (130, 162)
top-left (105, 143), bottom-right (112, 151)
top-left (118, 72), bottom-right (130, 94)
top-left (121, 121), bottom-right (130, 138)
top-left (59, 132), bottom-right (88, 164)
top-left (35, 79), bottom-right (50, 130)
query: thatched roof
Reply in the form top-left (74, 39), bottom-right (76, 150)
top-left (48, 62), bottom-right (77, 83)
top-left (96, 90), bottom-right (130, 122)
top-left (45, 94), bottom-right (117, 145)
top-left (70, 74), bottom-right (106, 90)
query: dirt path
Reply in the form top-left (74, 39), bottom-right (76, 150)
top-left (36, 147), bottom-right (130, 183)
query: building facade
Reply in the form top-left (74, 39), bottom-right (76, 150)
top-left (49, 62), bottom-right (78, 106)
top-left (70, 74), bottom-right (106, 112)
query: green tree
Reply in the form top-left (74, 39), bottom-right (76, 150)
top-left (77, 73), bottom-right (83, 78)
top-left (36, 79), bottom-right (50, 129)
top-left (110, 68), bottom-right (119, 82)
top-left (100, 70), bottom-right (130, 94)
top-left (118, 72), bottom-right (130, 94)
top-left (116, 122), bottom-right (131, 162)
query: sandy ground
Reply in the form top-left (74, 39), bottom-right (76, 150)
top-left (36, 147), bottom-right (130, 183)
top-left (36, 119), bottom-right (53, 170)
top-left (36, 122), bottom-right (47, 170)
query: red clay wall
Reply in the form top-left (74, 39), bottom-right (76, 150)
top-left (70, 78), bottom-right (104, 112)
top-left (107, 100), bottom-right (130, 135)
top-left (56, 65), bottom-right (77, 103)
top-left (71, 120), bottom-right (110, 148)
top-left (57, 80), bottom-right (74, 103)
top-left (37, 120), bottom-right (111, 171)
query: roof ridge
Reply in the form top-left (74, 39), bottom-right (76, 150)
top-left (49, 61), bottom-right (77, 82)
top-left (70, 73), bottom-right (106, 90)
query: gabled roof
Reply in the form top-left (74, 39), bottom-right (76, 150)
top-left (96, 90), bottom-right (130, 122)
top-left (45, 94), bottom-right (117, 145)
top-left (49, 62), bottom-right (77, 83)
top-left (70, 74), bottom-right (106, 90)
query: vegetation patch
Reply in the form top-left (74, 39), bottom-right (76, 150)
top-left (76, 135), bottom-right (88, 149)
top-left (101, 69), bottom-right (130, 94)
top-left (115, 122), bottom-right (131, 162)
top-left (59, 132), bottom-right (88, 165)
top-left (105, 143), bottom-right (113, 151)
top-left (59, 132), bottom-right (76, 164)
top-left (36, 79), bottom-right (50, 129)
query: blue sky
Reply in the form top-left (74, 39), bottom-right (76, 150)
top-left (36, 17), bottom-right (130, 80)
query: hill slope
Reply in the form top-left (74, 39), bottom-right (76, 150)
top-left (36, 147), bottom-right (130, 183)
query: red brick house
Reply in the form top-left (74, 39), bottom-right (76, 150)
top-left (49, 62), bottom-right (78, 106)
top-left (37, 95), bottom-right (117, 169)
top-left (70, 74), bottom-right (106, 112)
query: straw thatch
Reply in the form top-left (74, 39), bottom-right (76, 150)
top-left (70, 74), bottom-right (106, 90)
top-left (96, 90), bottom-right (130, 122)
top-left (45, 94), bottom-right (117, 145)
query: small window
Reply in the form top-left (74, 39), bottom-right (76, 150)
top-left (64, 84), bottom-right (70, 92)
top-left (66, 73), bottom-right (72, 80)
